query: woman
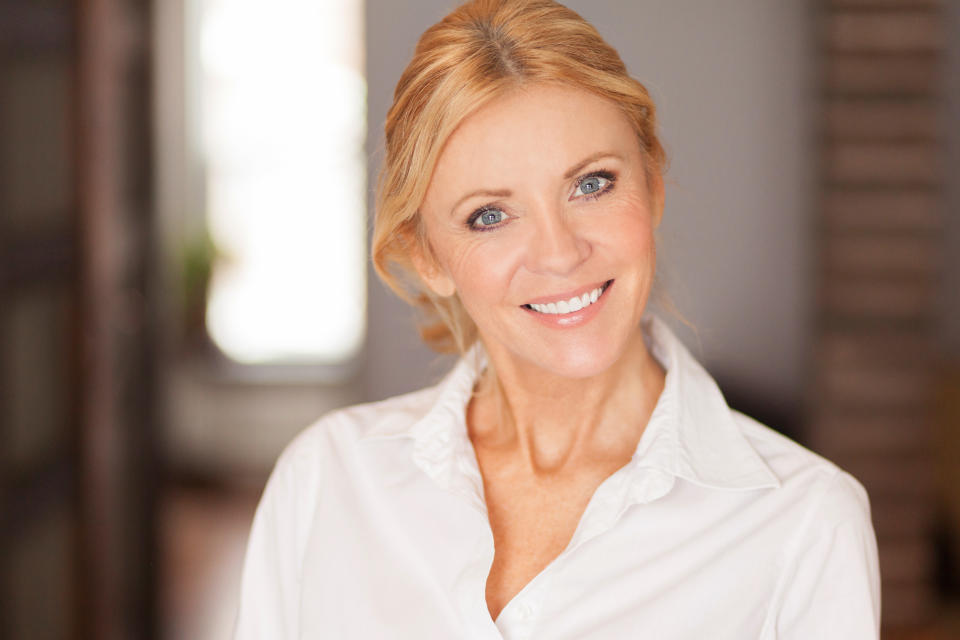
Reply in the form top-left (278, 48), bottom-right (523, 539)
top-left (235, 1), bottom-right (880, 638)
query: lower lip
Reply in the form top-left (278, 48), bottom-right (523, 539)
top-left (521, 280), bottom-right (614, 329)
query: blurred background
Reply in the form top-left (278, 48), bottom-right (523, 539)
top-left (0, 0), bottom-right (957, 638)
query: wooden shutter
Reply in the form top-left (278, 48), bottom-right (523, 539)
top-left (0, 1), bottom-right (159, 638)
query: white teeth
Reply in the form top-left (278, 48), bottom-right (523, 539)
top-left (526, 284), bottom-right (607, 315)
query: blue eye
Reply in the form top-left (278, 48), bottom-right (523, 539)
top-left (574, 171), bottom-right (615, 198)
top-left (480, 210), bottom-right (503, 225)
top-left (469, 207), bottom-right (506, 230)
top-left (580, 177), bottom-right (603, 194)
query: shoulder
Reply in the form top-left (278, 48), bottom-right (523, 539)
top-left (733, 414), bottom-right (882, 636)
top-left (237, 385), bottom-right (441, 638)
top-left (268, 383), bottom-right (443, 478)
top-left (732, 409), bottom-right (872, 531)
top-left (249, 384), bottom-right (444, 556)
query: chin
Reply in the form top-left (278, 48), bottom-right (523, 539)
top-left (528, 332), bottom-right (634, 380)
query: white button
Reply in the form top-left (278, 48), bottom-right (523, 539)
top-left (517, 602), bottom-right (535, 620)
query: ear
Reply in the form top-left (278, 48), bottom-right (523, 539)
top-left (410, 239), bottom-right (456, 298)
top-left (649, 172), bottom-right (666, 229)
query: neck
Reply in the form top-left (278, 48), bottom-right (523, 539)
top-left (468, 328), bottom-right (666, 477)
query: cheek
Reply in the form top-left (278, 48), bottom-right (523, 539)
top-left (440, 238), bottom-right (524, 309)
top-left (590, 194), bottom-right (657, 261)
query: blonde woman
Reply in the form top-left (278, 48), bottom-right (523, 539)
top-left (235, 1), bottom-right (880, 638)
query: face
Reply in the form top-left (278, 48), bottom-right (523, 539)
top-left (416, 83), bottom-right (664, 380)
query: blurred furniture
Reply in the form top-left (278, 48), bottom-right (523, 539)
top-left (0, 1), bottom-right (159, 639)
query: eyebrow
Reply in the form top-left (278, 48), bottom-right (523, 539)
top-left (448, 151), bottom-right (624, 216)
top-left (451, 189), bottom-right (512, 216)
top-left (563, 151), bottom-right (623, 180)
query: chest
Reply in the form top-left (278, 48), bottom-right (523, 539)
top-left (298, 456), bottom-right (789, 639)
top-left (478, 464), bottom-right (619, 621)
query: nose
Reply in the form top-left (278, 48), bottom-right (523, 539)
top-left (525, 207), bottom-right (591, 276)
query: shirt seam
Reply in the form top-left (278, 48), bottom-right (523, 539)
top-left (757, 466), bottom-right (842, 639)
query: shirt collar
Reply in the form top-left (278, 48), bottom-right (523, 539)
top-left (360, 314), bottom-right (780, 498)
top-left (634, 315), bottom-right (780, 491)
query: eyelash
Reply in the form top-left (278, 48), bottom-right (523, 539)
top-left (465, 205), bottom-right (503, 232)
top-left (465, 169), bottom-right (618, 232)
top-left (574, 169), bottom-right (617, 201)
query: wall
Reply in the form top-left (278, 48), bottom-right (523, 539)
top-left (363, 0), bottom-right (813, 409)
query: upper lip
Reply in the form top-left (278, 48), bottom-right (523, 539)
top-left (522, 280), bottom-right (611, 306)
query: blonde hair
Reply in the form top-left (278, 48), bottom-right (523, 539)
top-left (372, 0), bottom-right (667, 353)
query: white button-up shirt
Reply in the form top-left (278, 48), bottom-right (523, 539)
top-left (234, 315), bottom-right (880, 639)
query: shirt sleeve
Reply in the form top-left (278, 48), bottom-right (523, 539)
top-left (768, 470), bottom-right (881, 639)
top-left (233, 430), bottom-right (322, 640)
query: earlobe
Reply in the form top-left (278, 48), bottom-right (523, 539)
top-left (411, 242), bottom-right (456, 298)
top-left (422, 269), bottom-right (457, 298)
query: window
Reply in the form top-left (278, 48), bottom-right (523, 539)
top-left (195, 0), bottom-right (366, 364)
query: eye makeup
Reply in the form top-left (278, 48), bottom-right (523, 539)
top-left (466, 205), bottom-right (508, 232)
top-left (463, 168), bottom-right (619, 232)
top-left (572, 169), bottom-right (617, 201)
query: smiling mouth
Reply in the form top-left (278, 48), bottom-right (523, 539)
top-left (521, 280), bottom-right (613, 315)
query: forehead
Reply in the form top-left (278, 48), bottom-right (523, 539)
top-left (426, 83), bottom-right (639, 200)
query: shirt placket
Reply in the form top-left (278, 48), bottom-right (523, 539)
top-left (494, 577), bottom-right (552, 640)
top-left (494, 465), bottom-right (670, 640)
